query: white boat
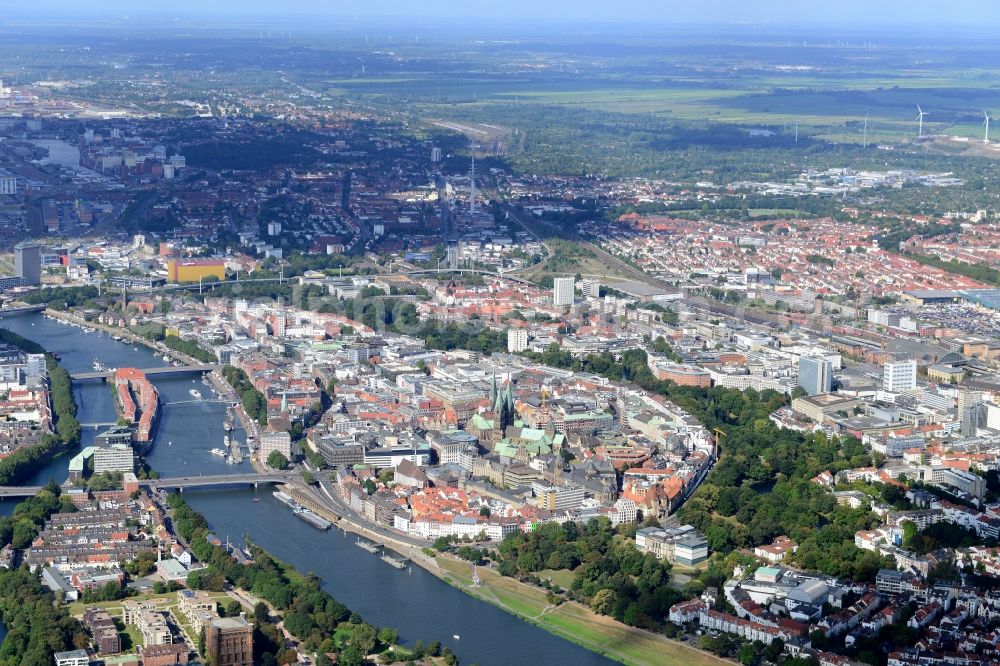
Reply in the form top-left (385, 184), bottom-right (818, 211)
top-left (453, 635), bottom-right (460, 640)
top-left (272, 491), bottom-right (300, 509)
top-left (210, 448), bottom-right (226, 457)
top-left (189, 389), bottom-right (202, 399)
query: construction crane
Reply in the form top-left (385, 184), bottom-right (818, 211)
top-left (713, 427), bottom-right (727, 460)
top-left (540, 386), bottom-right (551, 409)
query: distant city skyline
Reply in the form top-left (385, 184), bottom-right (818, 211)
top-left (8, 0), bottom-right (1000, 26)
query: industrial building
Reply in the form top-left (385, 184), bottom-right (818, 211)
top-left (167, 258), bottom-right (226, 283)
top-left (205, 615), bottom-right (253, 666)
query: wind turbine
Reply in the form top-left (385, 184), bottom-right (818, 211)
top-left (983, 110), bottom-right (991, 144)
top-left (916, 105), bottom-right (928, 139)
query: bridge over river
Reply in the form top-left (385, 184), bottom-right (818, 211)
top-left (0, 471), bottom-right (298, 498)
top-left (71, 364), bottom-right (219, 381)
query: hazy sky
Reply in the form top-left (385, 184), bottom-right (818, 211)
top-left (8, 0), bottom-right (1000, 25)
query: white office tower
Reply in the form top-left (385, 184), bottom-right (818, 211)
top-left (883, 360), bottom-right (917, 392)
top-left (580, 279), bottom-right (601, 299)
top-left (431, 147), bottom-right (442, 163)
top-left (25, 354), bottom-right (46, 387)
top-left (507, 329), bottom-right (528, 353)
top-left (553, 277), bottom-right (575, 307)
top-left (0, 175), bottom-right (16, 195)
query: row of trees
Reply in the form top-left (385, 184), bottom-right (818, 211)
top-left (221, 365), bottom-right (268, 426)
top-left (168, 494), bottom-right (423, 666)
top-left (22, 286), bottom-right (101, 309)
top-left (164, 334), bottom-right (217, 363)
top-left (905, 252), bottom-right (1000, 287)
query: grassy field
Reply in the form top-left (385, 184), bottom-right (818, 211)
top-left (435, 556), bottom-right (724, 666)
top-left (318, 65), bottom-right (1000, 143)
top-left (537, 567), bottom-right (577, 590)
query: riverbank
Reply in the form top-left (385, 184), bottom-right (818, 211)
top-left (167, 493), bottom-right (447, 666)
top-left (43, 308), bottom-right (200, 366)
top-left (284, 482), bottom-right (726, 666)
top-left (434, 556), bottom-right (726, 666)
top-left (0, 327), bottom-right (80, 484)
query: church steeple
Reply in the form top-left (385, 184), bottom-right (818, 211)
top-left (493, 379), bottom-right (515, 432)
top-left (488, 373), bottom-right (498, 407)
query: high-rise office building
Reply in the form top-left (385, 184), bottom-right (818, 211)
top-left (25, 354), bottom-right (46, 385)
top-left (93, 444), bottom-right (136, 474)
top-left (507, 328), bottom-right (528, 353)
top-left (553, 277), bottom-right (575, 307)
top-left (883, 360), bottom-right (917, 392)
top-left (958, 389), bottom-right (985, 437)
top-left (14, 242), bottom-right (40, 286)
top-left (580, 279), bottom-right (601, 299)
top-left (0, 175), bottom-right (16, 195)
top-left (797, 356), bottom-right (833, 395)
top-left (431, 147), bottom-right (443, 163)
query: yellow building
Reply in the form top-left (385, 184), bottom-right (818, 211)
top-left (167, 259), bottom-right (225, 283)
top-left (927, 364), bottom-right (965, 383)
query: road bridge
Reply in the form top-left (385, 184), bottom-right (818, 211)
top-left (0, 304), bottom-right (47, 316)
top-left (0, 471), bottom-right (298, 498)
top-left (71, 364), bottom-right (219, 381)
top-left (144, 472), bottom-right (297, 490)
